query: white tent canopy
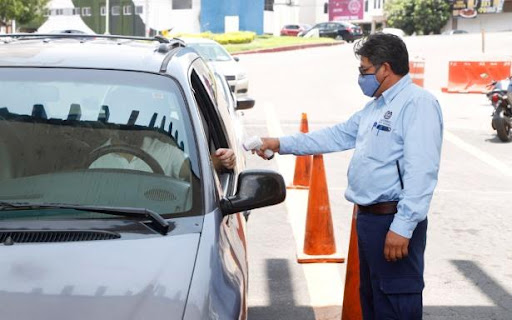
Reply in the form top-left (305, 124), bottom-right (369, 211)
top-left (37, 16), bottom-right (95, 34)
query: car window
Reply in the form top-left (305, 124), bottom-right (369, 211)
top-left (0, 68), bottom-right (202, 217)
top-left (188, 43), bottom-right (232, 62)
top-left (286, 25), bottom-right (299, 29)
top-left (190, 60), bottom-right (234, 194)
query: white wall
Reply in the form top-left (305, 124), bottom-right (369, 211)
top-left (133, 0), bottom-right (201, 33)
top-left (456, 12), bottom-right (512, 33)
top-left (264, 11), bottom-right (274, 34)
top-left (270, 3), bottom-right (300, 35)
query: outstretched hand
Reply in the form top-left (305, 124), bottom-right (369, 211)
top-left (384, 230), bottom-right (410, 262)
top-left (254, 137), bottom-right (280, 159)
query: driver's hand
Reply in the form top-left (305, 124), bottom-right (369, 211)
top-left (214, 148), bottom-right (236, 170)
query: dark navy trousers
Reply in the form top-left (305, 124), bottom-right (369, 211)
top-left (357, 211), bottom-right (427, 320)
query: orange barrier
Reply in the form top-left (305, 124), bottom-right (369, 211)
top-left (443, 61), bottom-right (512, 93)
top-left (409, 60), bottom-right (425, 87)
top-left (297, 154), bottom-right (344, 263)
top-left (288, 113), bottom-right (312, 189)
top-left (341, 205), bottom-right (363, 320)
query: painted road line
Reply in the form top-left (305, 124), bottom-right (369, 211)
top-left (263, 102), bottom-right (344, 315)
top-left (444, 130), bottom-right (512, 178)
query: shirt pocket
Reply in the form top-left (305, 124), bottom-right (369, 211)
top-left (366, 129), bottom-right (396, 162)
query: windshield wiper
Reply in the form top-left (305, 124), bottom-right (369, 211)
top-left (0, 201), bottom-right (171, 235)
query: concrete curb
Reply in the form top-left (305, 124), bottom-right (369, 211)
top-left (232, 40), bottom-right (345, 55)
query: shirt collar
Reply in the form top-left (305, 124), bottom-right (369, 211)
top-left (379, 74), bottom-right (412, 105)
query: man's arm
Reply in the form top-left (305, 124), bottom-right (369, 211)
top-left (257, 110), bottom-right (363, 158)
top-left (385, 95), bottom-right (443, 261)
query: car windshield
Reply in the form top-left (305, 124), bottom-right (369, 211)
top-left (188, 43), bottom-right (232, 62)
top-left (0, 68), bottom-right (201, 218)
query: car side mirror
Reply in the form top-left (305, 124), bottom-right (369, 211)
top-left (220, 169), bottom-right (286, 215)
top-left (236, 97), bottom-right (255, 110)
top-left (233, 56), bottom-right (240, 62)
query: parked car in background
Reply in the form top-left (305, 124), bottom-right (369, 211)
top-left (182, 37), bottom-right (249, 97)
top-left (0, 33), bottom-right (285, 320)
top-left (300, 21), bottom-right (363, 42)
top-left (280, 24), bottom-right (310, 36)
top-left (381, 27), bottom-right (406, 38)
top-left (442, 29), bottom-right (469, 35)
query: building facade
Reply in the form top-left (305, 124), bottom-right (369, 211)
top-left (23, 0), bottom-right (264, 35)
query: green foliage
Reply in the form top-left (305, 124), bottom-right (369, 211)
top-left (168, 31), bottom-right (256, 45)
top-left (385, 0), bottom-right (450, 35)
top-left (0, 0), bottom-right (49, 26)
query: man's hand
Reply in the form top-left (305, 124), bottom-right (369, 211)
top-left (254, 137), bottom-right (280, 159)
top-left (384, 230), bottom-right (410, 262)
top-left (214, 148), bottom-right (236, 170)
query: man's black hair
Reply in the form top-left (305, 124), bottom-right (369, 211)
top-left (354, 33), bottom-right (409, 76)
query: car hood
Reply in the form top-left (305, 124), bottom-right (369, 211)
top-left (0, 233), bottom-right (200, 320)
top-left (210, 60), bottom-right (244, 78)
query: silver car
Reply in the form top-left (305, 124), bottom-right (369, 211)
top-left (182, 37), bottom-right (249, 98)
top-left (0, 34), bottom-right (285, 320)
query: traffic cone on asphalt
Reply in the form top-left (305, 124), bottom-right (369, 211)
top-left (341, 205), bottom-right (363, 320)
top-left (297, 154), bottom-right (345, 263)
top-left (288, 113), bottom-right (312, 189)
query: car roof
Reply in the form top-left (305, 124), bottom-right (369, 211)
top-left (180, 37), bottom-right (218, 45)
top-left (0, 35), bottom-right (188, 73)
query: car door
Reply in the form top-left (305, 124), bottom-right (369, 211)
top-left (188, 58), bottom-right (249, 318)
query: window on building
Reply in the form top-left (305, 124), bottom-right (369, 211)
top-left (264, 0), bottom-right (274, 11)
top-left (172, 0), bottom-right (192, 9)
top-left (100, 6), bottom-right (106, 16)
top-left (111, 5), bottom-right (120, 16)
top-left (44, 9), bottom-right (51, 16)
top-left (373, 0), bottom-right (376, 9)
top-left (378, 0), bottom-right (381, 9)
top-left (123, 5), bottom-right (132, 15)
top-left (324, 2), bottom-right (328, 14)
top-left (135, 5), bottom-right (144, 14)
top-left (73, 8), bottom-right (80, 15)
top-left (54, 9), bottom-right (64, 15)
top-left (81, 7), bottom-right (91, 16)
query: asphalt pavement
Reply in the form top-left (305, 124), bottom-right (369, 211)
top-left (239, 32), bottom-right (512, 320)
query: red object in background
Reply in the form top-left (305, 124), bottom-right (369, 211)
top-left (329, 0), bottom-right (364, 21)
top-left (280, 24), bottom-right (308, 36)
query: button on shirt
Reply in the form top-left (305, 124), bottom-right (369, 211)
top-left (279, 74), bottom-right (443, 238)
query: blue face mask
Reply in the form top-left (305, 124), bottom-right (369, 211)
top-left (358, 73), bottom-right (381, 97)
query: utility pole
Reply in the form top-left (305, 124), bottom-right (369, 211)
top-left (105, 0), bottom-right (110, 34)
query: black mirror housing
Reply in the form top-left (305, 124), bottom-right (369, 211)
top-left (233, 56), bottom-right (240, 62)
top-left (220, 169), bottom-right (286, 215)
top-left (236, 97), bottom-right (255, 110)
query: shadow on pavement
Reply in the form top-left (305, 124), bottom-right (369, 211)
top-left (424, 260), bottom-right (512, 319)
top-left (248, 259), bottom-right (316, 320)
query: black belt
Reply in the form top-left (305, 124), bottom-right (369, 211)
top-left (357, 201), bottom-right (398, 215)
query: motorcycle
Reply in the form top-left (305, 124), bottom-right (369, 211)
top-left (487, 77), bottom-right (512, 142)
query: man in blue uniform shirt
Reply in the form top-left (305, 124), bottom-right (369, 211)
top-left (255, 33), bottom-right (443, 319)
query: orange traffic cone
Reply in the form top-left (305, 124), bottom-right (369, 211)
top-left (297, 154), bottom-right (345, 263)
top-left (341, 205), bottom-right (363, 320)
top-left (288, 113), bottom-right (312, 189)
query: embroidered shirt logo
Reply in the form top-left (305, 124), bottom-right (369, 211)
top-left (384, 111), bottom-right (393, 120)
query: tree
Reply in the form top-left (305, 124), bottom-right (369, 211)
top-left (0, 0), bottom-right (49, 28)
top-left (385, 0), bottom-right (451, 35)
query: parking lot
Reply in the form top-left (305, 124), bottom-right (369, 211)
top-left (240, 32), bottom-right (512, 319)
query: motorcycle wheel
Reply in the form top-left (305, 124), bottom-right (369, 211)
top-left (494, 107), bottom-right (512, 142)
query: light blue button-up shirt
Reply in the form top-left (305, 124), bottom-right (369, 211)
top-left (279, 74), bottom-right (443, 238)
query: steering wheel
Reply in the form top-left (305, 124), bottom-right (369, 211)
top-left (86, 144), bottom-right (165, 175)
